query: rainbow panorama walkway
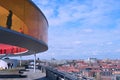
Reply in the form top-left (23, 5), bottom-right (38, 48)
top-left (0, 69), bottom-right (48, 80)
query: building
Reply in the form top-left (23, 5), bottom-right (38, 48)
top-left (0, 60), bottom-right (8, 70)
top-left (0, 0), bottom-right (48, 56)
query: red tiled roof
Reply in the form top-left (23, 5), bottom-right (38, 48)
top-left (57, 66), bottom-right (79, 72)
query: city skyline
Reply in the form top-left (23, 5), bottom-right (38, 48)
top-left (22, 0), bottom-right (120, 60)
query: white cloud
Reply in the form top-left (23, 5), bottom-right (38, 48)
top-left (33, 0), bottom-right (120, 28)
top-left (106, 42), bottom-right (113, 45)
top-left (74, 40), bottom-right (82, 45)
top-left (83, 29), bottom-right (93, 33)
top-left (115, 49), bottom-right (120, 53)
top-left (92, 51), bottom-right (99, 56)
top-left (39, 0), bottom-right (49, 5)
top-left (31, 0), bottom-right (120, 59)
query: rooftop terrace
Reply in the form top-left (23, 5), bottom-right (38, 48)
top-left (0, 69), bottom-right (48, 80)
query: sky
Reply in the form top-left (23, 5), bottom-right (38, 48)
top-left (21, 0), bottom-right (120, 60)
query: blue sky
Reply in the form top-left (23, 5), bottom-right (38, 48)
top-left (22, 0), bottom-right (120, 60)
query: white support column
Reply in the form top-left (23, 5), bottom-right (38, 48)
top-left (20, 56), bottom-right (22, 66)
top-left (34, 53), bottom-right (36, 72)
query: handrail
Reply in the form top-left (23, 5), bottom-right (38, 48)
top-left (39, 65), bottom-right (78, 80)
top-left (0, 54), bottom-right (8, 59)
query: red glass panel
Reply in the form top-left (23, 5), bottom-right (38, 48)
top-left (0, 43), bottom-right (27, 55)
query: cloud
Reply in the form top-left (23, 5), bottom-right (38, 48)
top-left (106, 42), bottom-right (113, 45)
top-left (33, 0), bottom-right (120, 28)
top-left (115, 49), bottom-right (120, 53)
top-left (31, 0), bottom-right (120, 59)
top-left (74, 40), bottom-right (82, 45)
top-left (83, 29), bottom-right (93, 33)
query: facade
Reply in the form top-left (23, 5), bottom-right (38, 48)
top-left (0, 60), bottom-right (8, 70)
top-left (0, 0), bottom-right (48, 56)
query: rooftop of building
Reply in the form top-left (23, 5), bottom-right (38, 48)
top-left (0, 69), bottom-right (48, 80)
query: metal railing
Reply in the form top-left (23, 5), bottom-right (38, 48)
top-left (38, 65), bottom-right (78, 80)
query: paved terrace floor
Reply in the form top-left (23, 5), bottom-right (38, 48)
top-left (0, 69), bottom-right (48, 80)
